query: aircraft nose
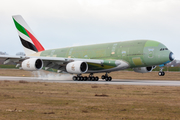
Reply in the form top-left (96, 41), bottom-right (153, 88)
top-left (169, 52), bottom-right (175, 61)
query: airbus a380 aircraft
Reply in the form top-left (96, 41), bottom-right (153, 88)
top-left (0, 15), bottom-right (175, 81)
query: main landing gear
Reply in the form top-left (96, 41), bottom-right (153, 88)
top-left (101, 73), bottom-right (112, 81)
top-left (158, 67), bottom-right (165, 76)
top-left (72, 73), bottom-right (113, 81)
top-left (72, 73), bottom-right (99, 81)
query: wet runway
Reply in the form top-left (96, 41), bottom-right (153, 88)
top-left (0, 76), bottom-right (180, 86)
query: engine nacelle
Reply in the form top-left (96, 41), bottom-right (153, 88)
top-left (133, 67), bottom-right (153, 73)
top-left (66, 61), bottom-right (88, 74)
top-left (22, 58), bottom-right (43, 71)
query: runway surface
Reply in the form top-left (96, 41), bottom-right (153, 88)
top-left (0, 76), bottom-right (180, 86)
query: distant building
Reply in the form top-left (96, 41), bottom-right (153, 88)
top-left (16, 52), bottom-right (25, 56)
top-left (0, 51), bottom-right (8, 55)
top-left (166, 60), bottom-right (180, 67)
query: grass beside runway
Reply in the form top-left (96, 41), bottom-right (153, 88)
top-left (0, 81), bottom-right (180, 120)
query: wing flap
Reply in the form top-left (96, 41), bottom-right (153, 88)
top-left (0, 55), bottom-right (125, 73)
top-left (0, 55), bottom-right (25, 64)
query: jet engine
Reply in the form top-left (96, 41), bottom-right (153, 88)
top-left (66, 61), bottom-right (88, 74)
top-left (22, 58), bottom-right (43, 71)
top-left (133, 67), bottom-right (153, 73)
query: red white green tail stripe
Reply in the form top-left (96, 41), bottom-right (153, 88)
top-left (12, 15), bottom-right (45, 55)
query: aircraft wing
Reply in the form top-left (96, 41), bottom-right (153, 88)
top-left (0, 55), bottom-right (104, 71)
top-left (0, 55), bottom-right (26, 65)
top-left (30, 56), bottom-right (104, 71)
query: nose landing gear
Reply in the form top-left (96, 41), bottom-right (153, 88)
top-left (158, 67), bottom-right (165, 76)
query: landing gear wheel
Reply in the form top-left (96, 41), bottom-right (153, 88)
top-left (92, 77), bottom-right (95, 81)
top-left (162, 72), bottom-right (165, 76)
top-left (88, 77), bottom-right (92, 81)
top-left (158, 72), bottom-right (165, 76)
top-left (108, 76), bottom-right (112, 81)
top-left (73, 76), bottom-right (77, 81)
top-left (81, 77), bottom-right (84, 81)
top-left (95, 76), bottom-right (99, 81)
top-left (84, 76), bottom-right (88, 81)
top-left (158, 72), bottom-right (162, 76)
top-left (101, 75), bottom-right (105, 79)
top-left (105, 77), bottom-right (109, 81)
top-left (78, 77), bottom-right (82, 81)
top-left (161, 72), bottom-right (165, 76)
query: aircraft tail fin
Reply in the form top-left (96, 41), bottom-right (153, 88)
top-left (12, 15), bottom-right (45, 55)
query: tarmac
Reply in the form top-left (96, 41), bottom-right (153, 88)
top-left (0, 76), bottom-right (180, 86)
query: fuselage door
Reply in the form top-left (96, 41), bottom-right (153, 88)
top-left (110, 43), bottom-right (118, 57)
top-left (118, 45), bottom-right (129, 62)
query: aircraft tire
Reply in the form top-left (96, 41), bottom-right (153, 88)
top-left (73, 76), bottom-right (77, 81)
top-left (81, 77), bottom-right (84, 81)
top-left (92, 77), bottom-right (95, 81)
top-left (158, 72), bottom-right (162, 76)
top-left (162, 72), bottom-right (165, 76)
top-left (108, 76), bottom-right (112, 81)
top-left (95, 76), bottom-right (99, 81)
top-left (158, 72), bottom-right (165, 76)
top-left (101, 75), bottom-right (105, 79)
top-left (84, 76), bottom-right (88, 81)
top-left (88, 77), bottom-right (92, 81)
top-left (105, 77), bottom-right (109, 81)
top-left (77, 77), bottom-right (81, 81)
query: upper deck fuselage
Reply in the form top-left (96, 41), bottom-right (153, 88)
top-left (32, 40), bottom-right (174, 70)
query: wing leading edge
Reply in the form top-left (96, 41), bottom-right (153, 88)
top-left (0, 55), bottom-right (129, 73)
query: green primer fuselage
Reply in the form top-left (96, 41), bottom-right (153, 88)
top-left (39, 40), bottom-right (172, 71)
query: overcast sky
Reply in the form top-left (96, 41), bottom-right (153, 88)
top-left (0, 0), bottom-right (180, 59)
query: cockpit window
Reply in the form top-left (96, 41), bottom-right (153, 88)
top-left (160, 48), bottom-right (168, 51)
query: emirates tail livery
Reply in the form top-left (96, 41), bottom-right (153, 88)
top-left (0, 15), bottom-right (175, 81)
